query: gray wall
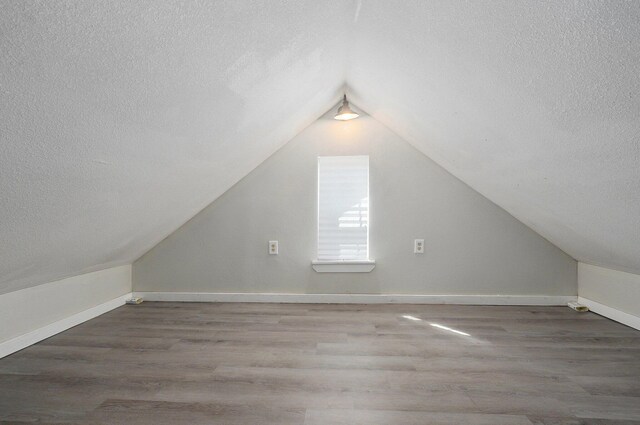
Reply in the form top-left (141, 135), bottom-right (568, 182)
top-left (133, 112), bottom-right (576, 295)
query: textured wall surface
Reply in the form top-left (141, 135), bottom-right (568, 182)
top-left (134, 113), bottom-right (576, 295)
top-left (347, 1), bottom-right (640, 274)
top-left (0, 1), bottom-right (351, 294)
top-left (1, 1), bottom-right (639, 295)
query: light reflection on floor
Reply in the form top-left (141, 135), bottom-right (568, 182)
top-left (401, 314), bottom-right (471, 337)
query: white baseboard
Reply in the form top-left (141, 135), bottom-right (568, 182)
top-left (133, 292), bottom-right (576, 306)
top-left (578, 296), bottom-right (640, 331)
top-left (0, 292), bottom-right (132, 359)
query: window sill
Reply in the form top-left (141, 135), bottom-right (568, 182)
top-left (311, 260), bottom-right (376, 273)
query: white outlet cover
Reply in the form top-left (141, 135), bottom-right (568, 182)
top-left (269, 240), bottom-right (278, 255)
top-left (414, 239), bottom-right (425, 254)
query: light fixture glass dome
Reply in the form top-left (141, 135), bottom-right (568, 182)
top-left (334, 94), bottom-right (359, 121)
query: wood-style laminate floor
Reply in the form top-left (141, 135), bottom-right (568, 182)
top-left (1, 303), bottom-right (640, 424)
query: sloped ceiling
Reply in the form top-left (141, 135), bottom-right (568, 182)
top-left (1, 1), bottom-right (639, 294)
top-left (0, 1), bottom-right (351, 294)
top-left (347, 0), bottom-right (640, 274)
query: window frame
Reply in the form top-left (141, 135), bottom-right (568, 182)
top-left (313, 155), bottom-right (375, 273)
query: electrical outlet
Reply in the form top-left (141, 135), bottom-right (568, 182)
top-left (268, 240), bottom-right (278, 255)
top-left (414, 239), bottom-right (424, 254)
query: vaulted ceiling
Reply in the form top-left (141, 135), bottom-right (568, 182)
top-left (1, 0), bottom-right (639, 294)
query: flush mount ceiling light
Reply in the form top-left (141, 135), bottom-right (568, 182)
top-left (334, 94), bottom-right (359, 121)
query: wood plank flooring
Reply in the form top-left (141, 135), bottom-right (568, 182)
top-left (1, 302), bottom-right (640, 424)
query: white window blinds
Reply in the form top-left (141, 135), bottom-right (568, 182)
top-left (317, 155), bottom-right (369, 261)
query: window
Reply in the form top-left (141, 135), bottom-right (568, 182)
top-left (316, 155), bottom-right (370, 263)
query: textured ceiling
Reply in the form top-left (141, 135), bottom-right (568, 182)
top-left (0, 0), bottom-right (351, 294)
top-left (1, 1), bottom-right (639, 294)
top-left (348, 0), bottom-right (640, 274)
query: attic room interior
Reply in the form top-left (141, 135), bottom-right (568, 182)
top-left (1, 0), bottom-right (640, 423)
